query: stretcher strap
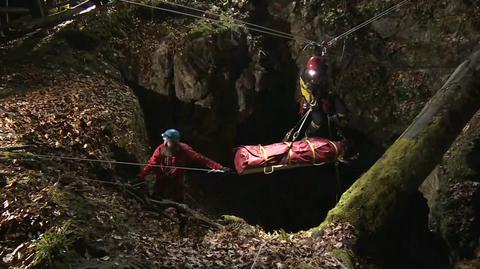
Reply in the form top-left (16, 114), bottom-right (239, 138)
top-left (283, 142), bottom-right (293, 165)
top-left (328, 141), bottom-right (339, 159)
top-left (305, 139), bottom-right (317, 164)
top-left (263, 165), bottom-right (286, 175)
top-left (256, 141), bottom-right (334, 174)
top-left (259, 145), bottom-right (267, 161)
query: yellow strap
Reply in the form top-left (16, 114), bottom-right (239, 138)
top-left (328, 141), bottom-right (339, 159)
top-left (259, 145), bottom-right (268, 161)
top-left (283, 142), bottom-right (293, 165)
top-left (305, 139), bottom-right (317, 164)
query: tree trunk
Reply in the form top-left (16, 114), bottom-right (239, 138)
top-left (314, 50), bottom-right (480, 267)
top-left (4, 0), bottom-right (93, 32)
top-left (148, 198), bottom-right (222, 230)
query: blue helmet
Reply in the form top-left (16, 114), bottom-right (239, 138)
top-left (162, 129), bottom-right (180, 142)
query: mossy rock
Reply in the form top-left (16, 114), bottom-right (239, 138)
top-left (331, 248), bottom-right (356, 269)
top-left (49, 185), bottom-right (95, 221)
top-left (220, 215), bottom-right (247, 224)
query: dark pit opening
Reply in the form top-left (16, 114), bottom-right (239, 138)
top-left (117, 0), bottom-right (388, 231)
top-left (117, 16), bottom-right (387, 231)
top-left (125, 74), bottom-right (384, 232)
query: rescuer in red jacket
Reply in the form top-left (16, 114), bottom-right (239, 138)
top-left (135, 129), bottom-right (232, 203)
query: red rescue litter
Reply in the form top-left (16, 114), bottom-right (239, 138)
top-left (234, 137), bottom-right (343, 175)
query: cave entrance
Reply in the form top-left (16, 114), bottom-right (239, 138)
top-left (119, 16), bottom-right (383, 231)
top-left (129, 82), bottom-right (382, 232)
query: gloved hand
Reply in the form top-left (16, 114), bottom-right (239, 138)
top-left (328, 114), bottom-right (339, 124)
top-left (328, 114), bottom-right (347, 127)
top-left (282, 128), bottom-right (294, 142)
top-left (208, 167), bottom-right (236, 175)
top-left (299, 99), bottom-right (309, 115)
top-left (220, 167), bottom-right (236, 175)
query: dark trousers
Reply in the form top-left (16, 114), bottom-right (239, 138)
top-left (306, 108), bottom-right (329, 138)
top-left (306, 108), bottom-right (344, 140)
top-left (153, 175), bottom-right (187, 203)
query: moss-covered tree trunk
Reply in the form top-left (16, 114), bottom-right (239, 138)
top-left (315, 50), bottom-right (480, 267)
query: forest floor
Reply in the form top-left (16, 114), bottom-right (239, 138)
top-left (0, 30), bottom-right (356, 269)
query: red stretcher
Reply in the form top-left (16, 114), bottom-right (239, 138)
top-left (234, 138), bottom-right (343, 175)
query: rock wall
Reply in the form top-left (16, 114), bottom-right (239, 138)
top-left (429, 111), bottom-right (480, 262)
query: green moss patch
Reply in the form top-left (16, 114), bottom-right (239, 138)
top-left (33, 220), bottom-right (85, 267)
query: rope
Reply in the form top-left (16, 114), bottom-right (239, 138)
top-left (293, 108), bottom-right (312, 141)
top-left (283, 107), bottom-right (312, 142)
top-left (334, 161), bottom-right (341, 203)
top-left (118, 0), bottom-right (315, 43)
top-left (4, 151), bottom-right (225, 173)
top-left (156, 0), bottom-right (304, 41)
top-left (250, 239), bottom-right (271, 269)
top-left (298, 0), bottom-right (409, 55)
top-left (326, 106), bottom-right (342, 204)
top-left (117, 0), bottom-right (410, 54)
top-left (78, 176), bottom-right (131, 186)
top-left (280, 108), bottom-right (312, 164)
top-left (326, 0), bottom-right (409, 47)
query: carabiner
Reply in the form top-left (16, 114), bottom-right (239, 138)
top-left (321, 45), bottom-right (327, 56)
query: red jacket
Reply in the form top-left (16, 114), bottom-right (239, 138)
top-left (138, 143), bottom-right (223, 179)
